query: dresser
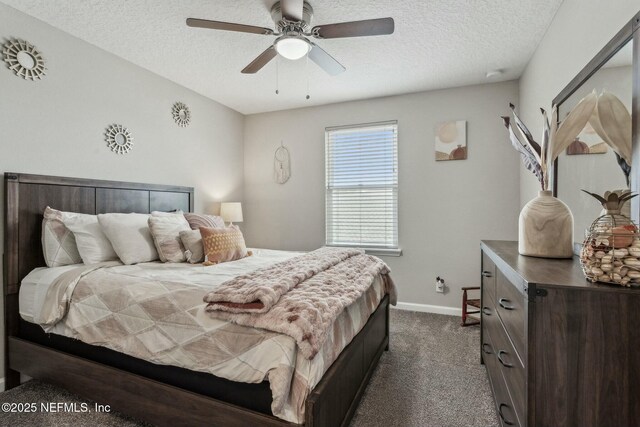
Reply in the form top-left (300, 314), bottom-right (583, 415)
top-left (480, 241), bottom-right (640, 427)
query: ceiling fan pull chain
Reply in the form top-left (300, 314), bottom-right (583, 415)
top-left (305, 55), bottom-right (310, 100)
top-left (275, 56), bottom-right (280, 95)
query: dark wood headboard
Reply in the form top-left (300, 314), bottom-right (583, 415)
top-left (3, 173), bottom-right (194, 296)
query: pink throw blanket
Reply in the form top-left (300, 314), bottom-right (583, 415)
top-left (203, 247), bottom-right (396, 359)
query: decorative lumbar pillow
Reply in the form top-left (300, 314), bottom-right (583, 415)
top-left (148, 212), bottom-right (191, 263)
top-left (98, 213), bottom-right (158, 265)
top-left (179, 229), bottom-right (205, 264)
top-left (41, 206), bottom-right (83, 267)
top-left (200, 225), bottom-right (251, 265)
top-left (63, 213), bottom-right (118, 265)
top-left (184, 212), bottom-right (225, 230)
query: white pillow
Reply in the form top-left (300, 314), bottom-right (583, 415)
top-left (148, 212), bottom-right (191, 263)
top-left (98, 213), bottom-right (158, 265)
top-left (63, 213), bottom-right (118, 265)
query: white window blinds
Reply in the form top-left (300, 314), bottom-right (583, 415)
top-left (325, 121), bottom-right (398, 249)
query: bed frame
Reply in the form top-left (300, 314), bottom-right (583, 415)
top-left (3, 172), bottom-right (390, 427)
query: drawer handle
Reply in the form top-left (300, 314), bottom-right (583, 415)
top-left (498, 403), bottom-right (515, 425)
top-left (482, 306), bottom-right (492, 316)
top-left (482, 343), bottom-right (493, 355)
top-left (498, 298), bottom-right (514, 310)
top-left (482, 270), bottom-right (493, 278)
top-left (497, 350), bottom-right (514, 368)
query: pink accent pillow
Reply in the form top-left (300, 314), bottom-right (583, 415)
top-left (184, 213), bottom-right (225, 230)
top-left (200, 226), bottom-right (251, 265)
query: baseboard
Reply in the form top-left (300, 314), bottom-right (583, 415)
top-left (394, 302), bottom-right (461, 317)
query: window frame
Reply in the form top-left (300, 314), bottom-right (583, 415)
top-left (324, 120), bottom-right (401, 256)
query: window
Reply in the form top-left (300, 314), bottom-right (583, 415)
top-left (325, 121), bottom-right (399, 253)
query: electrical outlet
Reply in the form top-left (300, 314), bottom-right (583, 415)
top-left (436, 276), bottom-right (445, 293)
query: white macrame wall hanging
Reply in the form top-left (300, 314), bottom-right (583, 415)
top-left (274, 142), bottom-right (291, 184)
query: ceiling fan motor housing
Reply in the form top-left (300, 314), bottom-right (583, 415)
top-left (271, 1), bottom-right (314, 33)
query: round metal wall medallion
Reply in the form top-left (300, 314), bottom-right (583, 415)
top-left (172, 102), bottom-right (191, 127)
top-left (105, 124), bottom-right (133, 154)
top-left (2, 38), bottom-right (47, 81)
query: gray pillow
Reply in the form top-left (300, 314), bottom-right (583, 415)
top-left (179, 229), bottom-right (204, 264)
top-left (148, 212), bottom-right (191, 263)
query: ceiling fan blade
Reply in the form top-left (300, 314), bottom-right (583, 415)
top-left (280, 0), bottom-right (304, 21)
top-left (312, 17), bottom-right (394, 39)
top-left (186, 18), bottom-right (274, 35)
top-left (308, 43), bottom-right (345, 76)
top-left (241, 46), bottom-right (277, 74)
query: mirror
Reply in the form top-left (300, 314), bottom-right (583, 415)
top-left (554, 18), bottom-right (637, 244)
top-left (16, 51), bottom-right (36, 69)
top-left (557, 42), bottom-right (632, 241)
top-left (115, 133), bottom-right (127, 146)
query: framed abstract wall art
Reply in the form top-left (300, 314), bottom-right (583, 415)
top-left (435, 120), bottom-right (467, 161)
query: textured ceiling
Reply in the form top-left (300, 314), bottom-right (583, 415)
top-left (1, 0), bottom-right (563, 114)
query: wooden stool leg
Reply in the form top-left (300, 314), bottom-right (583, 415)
top-left (461, 289), bottom-right (468, 326)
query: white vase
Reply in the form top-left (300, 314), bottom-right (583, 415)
top-left (518, 190), bottom-right (574, 258)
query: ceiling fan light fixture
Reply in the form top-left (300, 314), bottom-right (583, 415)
top-left (275, 37), bottom-right (311, 60)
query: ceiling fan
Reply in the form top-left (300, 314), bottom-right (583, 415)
top-left (186, 0), bottom-right (394, 75)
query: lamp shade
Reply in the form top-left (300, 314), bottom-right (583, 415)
top-left (220, 202), bottom-right (243, 223)
top-left (275, 37), bottom-right (310, 60)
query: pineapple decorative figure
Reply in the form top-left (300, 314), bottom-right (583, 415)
top-left (580, 190), bottom-right (640, 286)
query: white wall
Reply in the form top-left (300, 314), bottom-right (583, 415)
top-left (243, 81), bottom-right (521, 310)
top-left (0, 4), bottom-right (245, 378)
top-left (518, 0), bottom-right (639, 207)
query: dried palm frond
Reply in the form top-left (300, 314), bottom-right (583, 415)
top-left (501, 90), bottom-right (626, 193)
top-left (615, 152), bottom-right (631, 187)
top-left (509, 103), bottom-right (541, 163)
top-left (595, 91), bottom-right (632, 164)
top-left (502, 116), bottom-right (544, 188)
top-left (549, 90), bottom-right (598, 162)
top-left (540, 107), bottom-right (551, 191)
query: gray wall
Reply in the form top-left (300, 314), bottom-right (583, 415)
top-left (0, 4), bottom-right (245, 379)
top-left (518, 0), bottom-right (640, 207)
top-left (243, 80), bottom-right (521, 310)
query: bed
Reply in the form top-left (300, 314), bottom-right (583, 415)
top-left (3, 172), bottom-right (391, 427)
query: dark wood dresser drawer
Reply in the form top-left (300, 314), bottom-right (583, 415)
top-left (481, 301), bottom-right (497, 363)
top-left (482, 330), bottom-right (521, 427)
top-left (494, 269), bottom-right (525, 360)
top-left (491, 315), bottom-right (525, 426)
top-left (482, 251), bottom-right (497, 302)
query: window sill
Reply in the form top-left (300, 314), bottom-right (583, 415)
top-left (326, 245), bottom-right (402, 257)
top-left (364, 248), bottom-right (403, 257)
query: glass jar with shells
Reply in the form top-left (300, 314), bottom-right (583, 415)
top-left (580, 190), bottom-right (640, 287)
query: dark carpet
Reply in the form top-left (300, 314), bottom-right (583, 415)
top-left (350, 309), bottom-right (498, 426)
top-left (0, 309), bottom-right (498, 427)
